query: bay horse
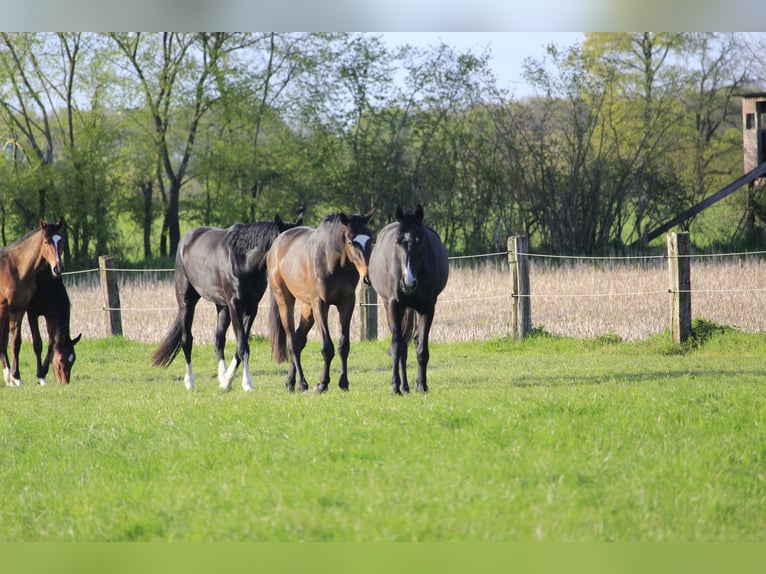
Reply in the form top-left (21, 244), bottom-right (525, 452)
top-left (151, 214), bottom-right (303, 391)
top-left (0, 218), bottom-right (65, 387)
top-left (368, 205), bottom-right (448, 394)
top-left (267, 209), bottom-right (375, 393)
top-left (10, 269), bottom-right (81, 385)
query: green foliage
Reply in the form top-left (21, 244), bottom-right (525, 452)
top-left (2, 333), bottom-right (765, 541)
top-left (0, 33), bottom-right (762, 263)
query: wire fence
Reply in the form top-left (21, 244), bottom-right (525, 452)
top-left (53, 246), bottom-right (766, 345)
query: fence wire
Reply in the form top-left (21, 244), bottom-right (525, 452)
top-left (58, 247), bottom-right (766, 343)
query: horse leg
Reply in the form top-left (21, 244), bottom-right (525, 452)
top-left (180, 298), bottom-right (199, 390)
top-left (0, 316), bottom-right (12, 386)
top-left (312, 300), bottom-right (334, 394)
top-left (293, 304), bottom-right (314, 393)
top-left (399, 334), bottom-right (410, 394)
top-left (27, 314), bottom-right (47, 384)
top-left (214, 305), bottom-right (235, 386)
top-left (220, 300), bottom-right (251, 392)
top-left (10, 316), bottom-right (24, 386)
top-left (385, 301), bottom-right (406, 395)
top-left (272, 285), bottom-right (306, 392)
top-left (414, 310), bottom-right (435, 393)
top-left (236, 310), bottom-right (259, 392)
top-left (336, 297), bottom-right (355, 391)
top-left (42, 319), bottom-right (56, 383)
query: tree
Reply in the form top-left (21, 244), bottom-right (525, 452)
top-left (110, 32), bottom-right (254, 256)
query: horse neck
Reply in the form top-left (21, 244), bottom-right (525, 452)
top-left (316, 221), bottom-right (346, 267)
top-left (49, 313), bottom-right (72, 348)
top-left (12, 232), bottom-right (46, 279)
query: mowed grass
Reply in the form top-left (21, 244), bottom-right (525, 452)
top-left (1, 329), bottom-right (765, 541)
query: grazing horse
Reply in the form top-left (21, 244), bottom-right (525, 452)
top-left (10, 269), bottom-right (81, 385)
top-left (0, 218), bottom-right (65, 387)
top-left (151, 214), bottom-right (302, 391)
top-left (267, 209), bottom-right (375, 393)
top-left (368, 205), bottom-right (448, 394)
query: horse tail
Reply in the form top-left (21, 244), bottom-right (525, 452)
top-left (151, 316), bottom-right (183, 368)
top-left (269, 290), bottom-right (287, 363)
top-left (401, 308), bottom-right (417, 346)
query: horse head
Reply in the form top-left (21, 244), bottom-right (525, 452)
top-left (52, 332), bottom-right (81, 384)
top-left (394, 204), bottom-right (426, 294)
top-left (275, 212), bottom-right (304, 233)
top-left (40, 217), bottom-right (65, 277)
top-left (340, 208), bottom-right (375, 285)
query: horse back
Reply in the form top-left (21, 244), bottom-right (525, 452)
top-left (267, 226), bottom-right (315, 295)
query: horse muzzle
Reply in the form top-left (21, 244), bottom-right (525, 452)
top-left (400, 278), bottom-right (418, 294)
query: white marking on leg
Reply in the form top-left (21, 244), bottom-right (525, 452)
top-left (4, 366), bottom-right (11, 385)
top-left (225, 357), bottom-right (238, 382)
top-left (241, 354), bottom-right (254, 392)
top-left (11, 375), bottom-right (22, 386)
top-left (217, 359), bottom-right (227, 386)
top-left (184, 363), bottom-right (195, 390)
top-left (38, 377), bottom-right (47, 386)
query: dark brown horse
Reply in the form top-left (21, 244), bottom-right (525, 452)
top-left (368, 205), bottom-right (448, 394)
top-left (0, 218), bottom-right (65, 387)
top-left (10, 269), bottom-right (81, 385)
top-left (151, 214), bottom-right (302, 391)
top-left (267, 210), bottom-right (374, 393)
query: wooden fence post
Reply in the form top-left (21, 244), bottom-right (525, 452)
top-left (360, 284), bottom-right (378, 341)
top-left (667, 232), bottom-right (691, 344)
top-left (99, 255), bottom-right (123, 336)
top-left (508, 236), bottom-right (531, 339)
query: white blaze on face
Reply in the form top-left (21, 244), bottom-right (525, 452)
top-left (52, 234), bottom-right (63, 270)
top-left (403, 232), bottom-right (417, 289)
top-left (353, 234), bottom-right (370, 252)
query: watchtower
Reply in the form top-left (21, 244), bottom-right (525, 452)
top-left (740, 91), bottom-right (766, 176)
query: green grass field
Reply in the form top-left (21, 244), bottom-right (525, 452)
top-left (1, 327), bottom-right (765, 541)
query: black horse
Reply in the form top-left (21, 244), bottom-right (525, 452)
top-left (368, 205), bottom-right (448, 394)
top-left (10, 269), bottom-right (81, 385)
top-left (152, 213), bottom-right (302, 391)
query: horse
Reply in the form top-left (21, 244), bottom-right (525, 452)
top-left (0, 218), bottom-right (65, 387)
top-left (267, 209), bottom-right (375, 393)
top-left (151, 213), bottom-right (303, 391)
top-left (10, 269), bottom-right (81, 385)
top-left (367, 205), bottom-right (448, 395)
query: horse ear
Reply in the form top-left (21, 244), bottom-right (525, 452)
top-left (72, 333), bottom-right (82, 345)
top-left (274, 214), bottom-right (283, 227)
top-left (395, 206), bottom-right (404, 222)
top-left (40, 218), bottom-right (46, 230)
top-left (415, 204), bottom-right (424, 224)
top-left (56, 217), bottom-right (64, 229)
top-left (295, 212), bottom-right (304, 226)
top-left (338, 212), bottom-right (349, 226)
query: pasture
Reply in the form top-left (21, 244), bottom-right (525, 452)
top-left (1, 328), bottom-right (765, 541)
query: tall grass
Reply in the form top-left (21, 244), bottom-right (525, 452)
top-left (55, 255), bottom-right (766, 346)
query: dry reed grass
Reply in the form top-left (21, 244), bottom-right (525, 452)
top-left (43, 254), bottom-right (766, 346)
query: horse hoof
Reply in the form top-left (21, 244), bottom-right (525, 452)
top-left (314, 384), bottom-right (328, 394)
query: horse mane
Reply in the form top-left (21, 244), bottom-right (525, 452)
top-left (318, 213), bottom-right (348, 249)
top-left (227, 221), bottom-right (280, 255)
